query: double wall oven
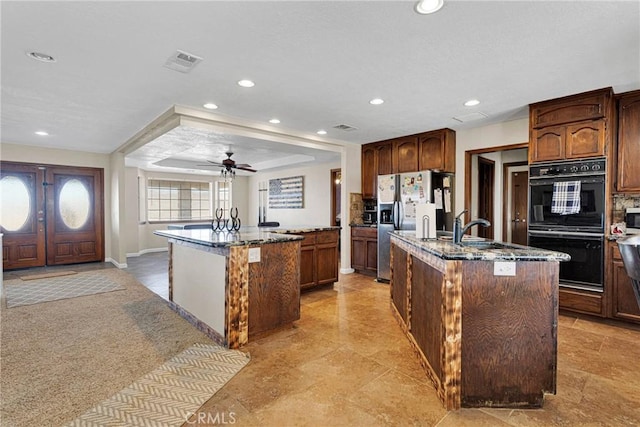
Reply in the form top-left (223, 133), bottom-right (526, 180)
top-left (528, 158), bottom-right (606, 292)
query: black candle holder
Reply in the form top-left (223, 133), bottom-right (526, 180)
top-left (211, 207), bottom-right (241, 232)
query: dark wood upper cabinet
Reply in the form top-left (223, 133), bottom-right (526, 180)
top-left (616, 90), bottom-right (640, 192)
top-left (529, 88), bottom-right (613, 163)
top-left (376, 142), bottom-right (394, 175)
top-left (361, 144), bottom-right (377, 199)
top-left (394, 136), bottom-right (418, 173)
top-left (418, 128), bottom-right (456, 172)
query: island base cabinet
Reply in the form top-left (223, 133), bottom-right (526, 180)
top-left (390, 238), bottom-right (558, 410)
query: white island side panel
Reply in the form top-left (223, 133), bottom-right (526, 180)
top-left (172, 243), bottom-right (226, 334)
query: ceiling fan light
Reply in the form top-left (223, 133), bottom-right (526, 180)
top-left (415, 0), bottom-right (444, 14)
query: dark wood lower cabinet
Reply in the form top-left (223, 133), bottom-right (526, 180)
top-left (559, 288), bottom-right (604, 316)
top-left (291, 229), bottom-right (339, 291)
top-left (351, 226), bottom-right (377, 275)
top-left (609, 241), bottom-right (640, 323)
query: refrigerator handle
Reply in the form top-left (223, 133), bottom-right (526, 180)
top-left (398, 201), bottom-right (404, 229)
top-left (393, 201), bottom-right (399, 229)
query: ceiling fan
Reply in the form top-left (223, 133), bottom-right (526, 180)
top-left (199, 151), bottom-right (256, 178)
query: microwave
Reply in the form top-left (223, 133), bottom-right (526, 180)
top-left (626, 208), bottom-right (640, 234)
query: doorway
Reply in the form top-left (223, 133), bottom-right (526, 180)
top-left (477, 157), bottom-right (495, 239)
top-left (1, 161), bottom-right (105, 270)
top-left (331, 169), bottom-right (341, 227)
top-left (464, 143), bottom-right (529, 242)
top-left (503, 161), bottom-right (529, 244)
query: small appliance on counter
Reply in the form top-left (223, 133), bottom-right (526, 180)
top-left (626, 207), bottom-right (640, 234)
top-left (363, 200), bottom-right (377, 224)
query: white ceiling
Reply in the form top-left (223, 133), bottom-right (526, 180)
top-left (1, 1), bottom-right (639, 173)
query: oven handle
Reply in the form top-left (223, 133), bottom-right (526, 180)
top-left (528, 230), bottom-right (604, 239)
top-left (529, 176), bottom-right (605, 185)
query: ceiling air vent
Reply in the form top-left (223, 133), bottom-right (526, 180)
top-left (163, 50), bottom-right (203, 73)
top-left (333, 124), bottom-right (358, 131)
top-left (452, 112), bottom-right (489, 123)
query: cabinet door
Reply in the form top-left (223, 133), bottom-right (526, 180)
top-left (377, 142), bottom-right (394, 175)
top-left (612, 260), bottom-right (640, 322)
top-left (316, 243), bottom-right (338, 285)
top-left (418, 132), bottom-right (446, 171)
top-left (617, 92), bottom-right (640, 192)
top-left (361, 145), bottom-right (377, 199)
top-left (530, 126), bottom-right (565, 163)
top-left (565, 120), bottom-right (605, 159)
top-left (300, 245), bottom-right (316, 289)
top-left (394, 137), bottom-right (418, 173)
top-left (351, 237), bottom-right (366, 270)
top-left (365, 239), bottom-right (378, 271)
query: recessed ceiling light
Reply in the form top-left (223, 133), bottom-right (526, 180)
top-left (26, 51), bottom-right (56, 63)
top-left (269, 118), bottom-right (281, 124)
top-left (369, 98), bottom-right (384, 105)
top-left (317, 130), bottom-right (327, 135)
top-left (237, 79), bottom-right (255, 88)
top-left (203, 103), bottom-right (218, 110)
top-left (464, 99), bottom-right (481, 107)
top-left (415, 0), bottom-right (444, 14)
top-left (35, 131), bottom-right (49, 136)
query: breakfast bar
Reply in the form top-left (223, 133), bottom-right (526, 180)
top-left (389, 231), bottom-right (570, 410)
top-left (154, 227), bottom-right (304, 349)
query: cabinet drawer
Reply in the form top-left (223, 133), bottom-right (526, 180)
top-left (317, 230), bottom-right (338, 244)
top-left (298, 233), bottom-right (317, 246)
top-left (351, 227), bottom-right (377, 239)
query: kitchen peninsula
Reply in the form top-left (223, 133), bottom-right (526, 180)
top-left (155, 225), bottom-right (339, 349)
top-left (389, 231), bottom-right (569, 410)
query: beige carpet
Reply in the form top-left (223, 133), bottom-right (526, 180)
top-left (0, 268), bottom-right (244, 426)
top-left (3, 271), bottom-right (124, 308)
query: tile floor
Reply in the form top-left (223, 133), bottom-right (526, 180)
top-left (4, 253), bottom-right (640, 426)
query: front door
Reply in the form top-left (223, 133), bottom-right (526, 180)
top-left (510, 170), bottom-right (529, 245)
top-left (1, 162), bottom-right (104, 269)
top-left (0, 162), bottom-right (46, 269)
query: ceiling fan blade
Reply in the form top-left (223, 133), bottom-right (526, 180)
top-left (233, 163), bottom-right (252, 168)
top-left (236, 166), bottom-right (257, 172)
top-left (206, 160), bottom-right (224, 166)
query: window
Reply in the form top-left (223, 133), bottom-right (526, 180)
top-left (214, 181), bottom-right (232, 219)
top-left (147, 179), bottom-right (211, 222)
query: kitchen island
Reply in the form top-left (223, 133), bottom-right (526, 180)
top-left (154, 227), bottom-right (304, 349)
top-left (389, 231), bottom-right (569, 410)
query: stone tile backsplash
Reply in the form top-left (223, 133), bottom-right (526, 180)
top-left (612, 194), bottom-right (640, 223)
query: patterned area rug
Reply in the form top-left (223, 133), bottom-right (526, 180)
top-left (67, 343), bottom-right (250, 426)
top-left (4, 272), bottom-right (125, 308)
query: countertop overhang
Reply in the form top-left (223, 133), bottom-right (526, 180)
top-left (154, 227), bottom-right (304, 248)
top-left (390, 230), bottom-right (570, 261)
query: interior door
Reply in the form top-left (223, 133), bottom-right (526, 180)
top-left (45, 166), bottom-right (104, 265)
top-left (477, 157), bottom-right (494, 239)
top-left (0, 162), bottom-right (46, 269)
top-left (510, 171), bottom-right (529, 245)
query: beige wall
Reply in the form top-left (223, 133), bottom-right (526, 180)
top-left (247, 161), bottom-right (341, 227)
top-left (455, 118), bottom-right (529, 222)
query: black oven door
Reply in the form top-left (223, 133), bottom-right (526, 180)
top-left (528, 175), bottom-right (605, 233)
top-left (528, 231), bottom-right (604, 292)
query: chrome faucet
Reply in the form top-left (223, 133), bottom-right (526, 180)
top-left (453, 209), bottom-right (491, 244)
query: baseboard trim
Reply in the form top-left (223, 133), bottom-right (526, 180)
top-left (126, 247), bottom-right (169, 258)
top-left (106, 258), bottom-right (128, 269)
top-left (340, 267), bottom-right (355, 274)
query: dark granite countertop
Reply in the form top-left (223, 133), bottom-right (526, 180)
top-left (154, 227), bottom-right (304, 248)
top-left (390, 230), bottom-right (570, 262)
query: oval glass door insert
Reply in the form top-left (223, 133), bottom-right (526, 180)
top-left (59, 178), bottom-right (91, 229)
top-left (0, 175), bottom-right (31, 231)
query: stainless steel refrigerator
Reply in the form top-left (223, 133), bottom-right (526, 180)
top-left (377, 171), bottom-right (432, 282)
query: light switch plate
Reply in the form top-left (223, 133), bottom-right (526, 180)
top-left (248, 247), bottom-right (261, 263)
top-left (494, 261), bottom-right (516, 276)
